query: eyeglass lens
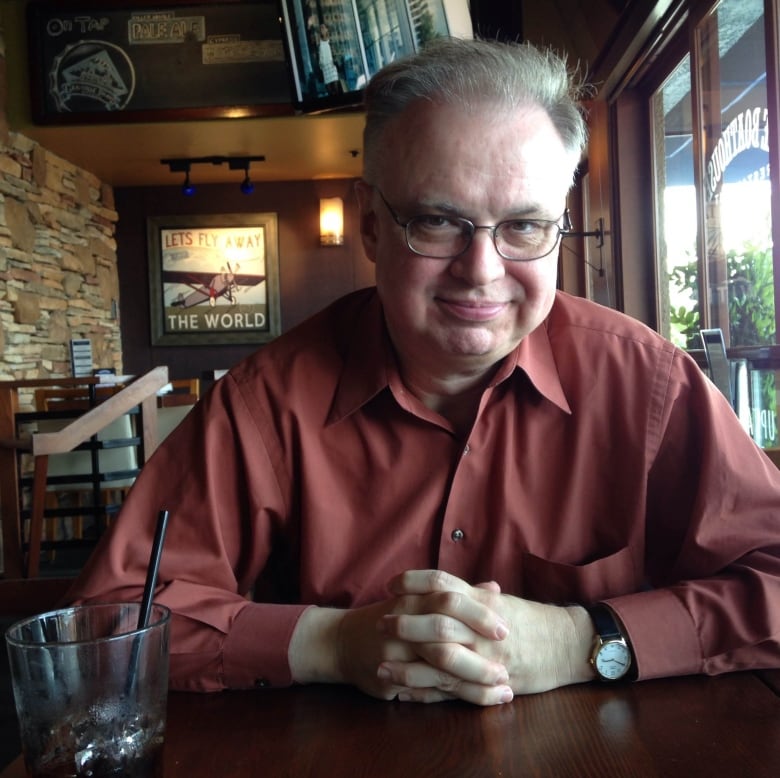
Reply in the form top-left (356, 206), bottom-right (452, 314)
top-left (405, 216), bottom-right (562, 260)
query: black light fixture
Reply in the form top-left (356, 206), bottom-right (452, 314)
top-left (240, 171), bottom-right (254, 195)
top-left (181, 165), bottom-right (196, 197)
top-left (228, 158), bottom-right (255, 195)
top-left (162, 159), bottom-right (197, 196)
top-left (161, 155), bottom-right (265, 195)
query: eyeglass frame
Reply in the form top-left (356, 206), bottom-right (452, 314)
top-left (373, 187), bottom-right (572, 261)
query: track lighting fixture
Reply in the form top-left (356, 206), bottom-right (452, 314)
top-left (240, 172), bottom-right (254, 195)
top-left (229, 159), bottom-right (255, 195)
top-left (181, 166), bottom-right (196, 197)
top-left (161, 155), bottom-right (265, 195)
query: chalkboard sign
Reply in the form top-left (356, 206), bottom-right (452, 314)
top-left (27, 1), bottom-right (296, 124)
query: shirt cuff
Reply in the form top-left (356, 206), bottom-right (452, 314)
top-left (606, 588), bottom-right (702, 680)
top-left (222, 602), bottom-right (310, 689)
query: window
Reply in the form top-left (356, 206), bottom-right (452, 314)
top-left (654, 0), bottom-right (775, 351)
top-left (654, 53), bottom-right (698, 346)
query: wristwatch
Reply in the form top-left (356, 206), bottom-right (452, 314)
top-left (587, 604), bottom-right (633, 681)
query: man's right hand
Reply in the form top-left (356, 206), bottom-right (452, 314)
top-left (287, 581), bottom-right (513, 705)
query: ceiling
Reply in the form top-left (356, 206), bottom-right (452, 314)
top-left (13, 111), bottom-right (367, 188)
top-left (2, 1), bottom-right (625, 189)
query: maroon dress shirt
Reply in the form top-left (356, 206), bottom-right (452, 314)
top-left (69, 288), bottom-right (780, 691)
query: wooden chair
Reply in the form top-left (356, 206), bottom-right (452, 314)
top-left (172, 377), bottom-right (200, 397)
top-left (31, 413), bottom-right (140, 550)
top-left (158, 377), bottom-right (200, 407)
top-left (34, 384), bottom-right (124, 412)
top-left (0, 369), bottom-right (169, 584)
top-left (157, 403), bottom-right (196, 443)
top-left (32, 383), bottom-right (128, 545)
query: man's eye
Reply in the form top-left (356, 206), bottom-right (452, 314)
top-left (413, 215), bottom-right (462, 232)
top-left (504, 220), bottom-right (545, 235)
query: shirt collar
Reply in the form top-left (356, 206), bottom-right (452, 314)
top-left (327, 292), bottom-right (390, 424)
top-left (511, 318), bottom-right (572, 414)
top-left (328, 291), bottom-right (571, 424)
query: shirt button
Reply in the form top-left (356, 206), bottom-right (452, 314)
top-left (254, 678), bottom-right (270, 688)
top-left (451, 528), bottom-right (465, 542)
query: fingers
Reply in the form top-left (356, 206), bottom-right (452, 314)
top-left (380, 610), bottom-right (507, 646)
top-left (377, 638), bottom-right (508, 685)
top-left (377, 661), bottom-right (514, 706)
top-left (374, 571), bottom-right (514, 706)
top-left (388, 570), bottom-right (508, 639)
top-left (387, 569), bottom-right (471, 596)
top-left (475, 580), bottom-right (502, 593)
top-left (376, 614), bottom-right (512, 706)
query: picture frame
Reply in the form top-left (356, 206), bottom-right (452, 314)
top-left (280, 0), bottom-right (473, 113)
top-left (26, 1), bottom-right (294, 125)
top-left (147, 213), bottom-right (281, 346)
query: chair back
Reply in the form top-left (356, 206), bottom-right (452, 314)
top-left (0, 368), bottom-right (169, 581)
top-left (157, 404), bottom-right (196, 443)
top-left (35, 414), bottom-right (139, 490)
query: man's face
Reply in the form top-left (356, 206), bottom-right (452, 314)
top-left (357, 100), bottom-right (576, 379)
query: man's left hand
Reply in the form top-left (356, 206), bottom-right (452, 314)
top-left (376, 569), bottom-right (595, 703)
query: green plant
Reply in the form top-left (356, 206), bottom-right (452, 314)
top-left (668, 258), bottom-right (700, 348)
top-left (668, 243), bottom-right (776, 347)
top-left (726, 244), bottom-right (776, 346)
top-left (668, 243), bottom-right (778, 446)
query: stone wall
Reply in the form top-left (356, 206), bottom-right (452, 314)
top-left (0, 25), bottom-right (122, 385)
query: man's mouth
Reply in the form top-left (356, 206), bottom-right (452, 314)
top-left (437, 297), bottom-right (509, 322)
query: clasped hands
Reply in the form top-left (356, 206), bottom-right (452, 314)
top-left (290, 569), bottom-right (594, 706)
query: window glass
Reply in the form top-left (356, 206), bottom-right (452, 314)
top-left (657, 0), bottom-right (774, 352)
top-left (698, 0), bottom-right (773, 349)
top-left (654, 55), bottom-right (699, 347)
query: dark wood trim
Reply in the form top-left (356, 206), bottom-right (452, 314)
top-left (765, 0), bottom-right (780, 342)
top-left (0, 577), bottom-right (74, 618)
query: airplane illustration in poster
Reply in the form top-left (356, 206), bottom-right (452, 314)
top-left (164, 261), bottom-right (265, 308)
top-left (160, 225), bottom-right (270, 334)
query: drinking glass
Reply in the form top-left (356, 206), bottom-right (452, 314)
top-left (5, 602), bottom-right (170, 778)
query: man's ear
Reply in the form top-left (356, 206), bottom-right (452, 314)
top-left (354, 180), bottom-right (378, 263)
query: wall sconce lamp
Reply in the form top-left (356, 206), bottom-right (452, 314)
top-left (161, 155), bottom-right (265, 195)
top-left (320, 197), bottom-right (344, 246)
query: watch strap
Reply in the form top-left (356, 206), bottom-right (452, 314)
top-left (588, 604), bottom-right (623, 640)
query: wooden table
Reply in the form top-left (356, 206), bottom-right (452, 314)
top-left (3, 673), bottom-right (779, 777)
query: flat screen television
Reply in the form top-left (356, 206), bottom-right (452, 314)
top-left (281, 0), bottom-right (474, 114)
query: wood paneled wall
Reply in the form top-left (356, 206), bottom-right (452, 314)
top-left (115, 179), bottom-right (374, 384)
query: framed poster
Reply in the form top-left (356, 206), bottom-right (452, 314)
top-left (147, 213), bottom-right (281, 346)
top-left (27, 1), bottom-right (294, 124)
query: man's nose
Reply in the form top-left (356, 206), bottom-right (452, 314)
top-left (449, 228), bottom-right (506, 284)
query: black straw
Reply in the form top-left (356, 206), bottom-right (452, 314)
top-left (137, 509), bottom-right (170, 630)
top-left (126, 509), bottom-right (169, 697)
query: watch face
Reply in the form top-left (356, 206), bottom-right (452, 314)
top-left (595, 640), bottom-right (631, 680)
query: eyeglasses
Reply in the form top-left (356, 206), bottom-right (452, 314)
top-left (375, 188), bottom-right (570, 261)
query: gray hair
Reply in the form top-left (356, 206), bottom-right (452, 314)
top-left (362, 37), bottom-right (589, 183)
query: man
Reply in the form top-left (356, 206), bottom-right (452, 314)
top-left (69, 38), bottom-right (780, 706)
